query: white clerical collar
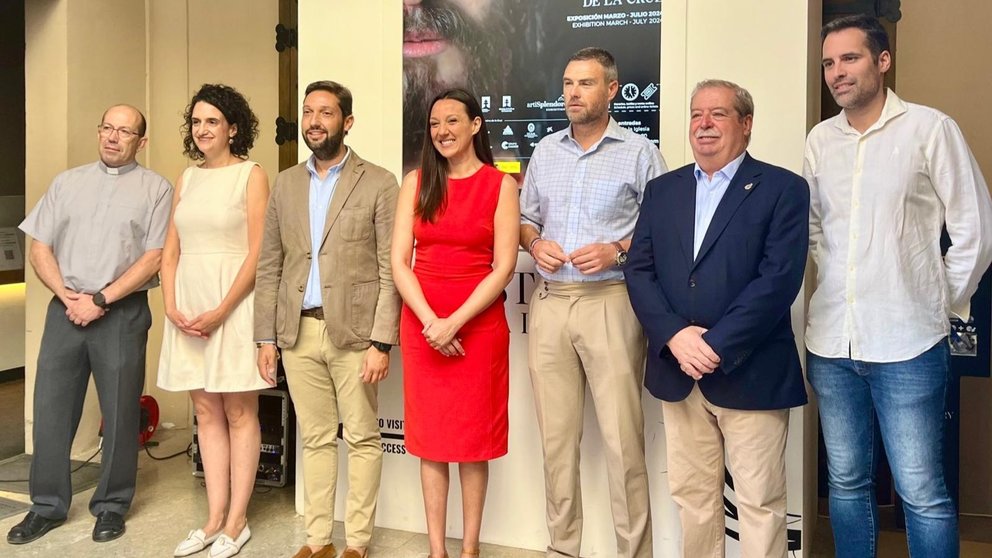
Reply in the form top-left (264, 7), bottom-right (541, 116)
top-left (99, 160), bottom-right (139, 175)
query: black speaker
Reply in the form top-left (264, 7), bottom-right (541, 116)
top-left (192, 387), bottom-right (296, 487)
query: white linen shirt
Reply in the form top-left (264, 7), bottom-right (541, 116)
top-left (804, 90), bottom-right (992, 362)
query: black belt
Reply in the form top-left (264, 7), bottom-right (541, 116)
top-left (301, 307), bottom-right (324, 320)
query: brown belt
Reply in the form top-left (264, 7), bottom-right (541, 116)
top-left (301, 307), bottom-right (324, 320)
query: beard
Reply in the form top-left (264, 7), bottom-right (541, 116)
top-left (566, 102), bottom-right (607, 126)
top-left (402, 0), bottom-right (514, 171)
top-left (831, 73), bottom-right (884, 111)
top-left (304, 125), bottom-right (345, 161)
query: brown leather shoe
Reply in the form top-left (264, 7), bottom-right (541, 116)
top-left (340, 549), bottom-right (367, 558)
top-left (291, 545), bottom-right (336, 558)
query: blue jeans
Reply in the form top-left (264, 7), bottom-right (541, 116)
top-left (807, 340), bottom-right (958, 558)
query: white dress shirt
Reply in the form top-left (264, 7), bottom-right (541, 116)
top-left (804, 89), bottom-right (992, 362)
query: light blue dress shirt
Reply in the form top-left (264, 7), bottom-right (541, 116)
top-left (520, 118), bottom-right (668, 282)
top-left (692, 151), bottom-right (746, 259)
top-left (302, 150), bottom-right (350, 309)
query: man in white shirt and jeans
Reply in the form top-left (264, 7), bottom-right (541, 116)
top-left (804, 14), bottom-right (992, 558)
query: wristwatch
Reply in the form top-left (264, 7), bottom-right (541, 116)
top-left (92, 291), bottom-right (110, 309)
top-left (612, 241), bottom-right (629, 268)
top-left (370, 340), bottom-right (392, 353)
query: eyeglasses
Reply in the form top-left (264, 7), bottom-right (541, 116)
top-left (97, 124), bottom-right (141, 140)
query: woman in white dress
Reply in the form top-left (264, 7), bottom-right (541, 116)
top-left (158, 83), bottom-right (270, 558)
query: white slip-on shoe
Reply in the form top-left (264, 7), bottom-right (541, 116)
top-left (208, 525), bottom-right (251, 558)
top-left (175, 529), bottom-right (221, 557)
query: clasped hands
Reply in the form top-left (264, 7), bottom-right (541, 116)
top-left (166, 306), bottom-right (226, 339)
top-left (531, 239), bottom-right (616, 275)
top-left (422, 316), bottom-right (466, 357)
top-left (63, 289), bottom-right (105, 327)
top-left (668, 325), bottom-right (721, 380)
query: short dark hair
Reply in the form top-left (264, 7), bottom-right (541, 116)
top-left (567, 47), bottom-right (619, 83)
top-left (304, 80), bottom-right (354, 118)
top-left (821, 14), bottom-right (890, 62)
top-left (101, 105), bottom-right (147, 138)
top-left (416, 88), bottom-right (494, 224)
top-left (182, 83), bottom-right (259, 160)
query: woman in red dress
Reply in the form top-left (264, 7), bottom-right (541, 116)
top-left (392, 88), bottom-right (519, 558)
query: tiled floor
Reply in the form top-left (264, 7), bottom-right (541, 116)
top-left (1, 428), bottom-right (990, 557)
top-left (0, 429), bottom-right (544, 558)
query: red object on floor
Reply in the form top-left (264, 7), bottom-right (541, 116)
top-left (138, 395), bottom-right (160, 446)
top-left (98, 395), bottom-right (160, 445)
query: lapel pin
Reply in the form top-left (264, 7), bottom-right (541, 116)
top-left (744, 183), bottom-right (754, 191)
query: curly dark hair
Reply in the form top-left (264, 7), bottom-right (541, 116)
top-left (182, 83), bottom-right (259, 160)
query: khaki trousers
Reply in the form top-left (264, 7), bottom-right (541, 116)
top-left (528, 279), bottom-right (652, 558)
top-left (662, 385), bottom-right (790, 558)
top-left (282, 316), bottom-right (383, 547)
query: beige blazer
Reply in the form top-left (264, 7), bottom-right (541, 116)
top-left (254, 150), bottom-right (400, 350)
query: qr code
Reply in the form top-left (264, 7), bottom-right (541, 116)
top-left (2, 250), bottom-right (12, 260)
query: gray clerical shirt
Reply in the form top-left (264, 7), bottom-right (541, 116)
top-left (20, 160), bottom-right (173, 294)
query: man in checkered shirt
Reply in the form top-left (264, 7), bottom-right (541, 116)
top-left (519, 47), bottom-right (667, 558)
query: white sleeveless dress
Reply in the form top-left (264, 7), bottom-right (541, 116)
top-left (157, 161), bottom-right (269, 392)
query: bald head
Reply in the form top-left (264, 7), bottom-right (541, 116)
top-left (101, 104), bottom-right (147, 138)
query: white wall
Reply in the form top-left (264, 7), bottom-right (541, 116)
top-left (299, 0), bottom-right (403, 175)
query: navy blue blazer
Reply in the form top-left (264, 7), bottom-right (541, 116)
top-left (625, 153), bottom-right (809, 410)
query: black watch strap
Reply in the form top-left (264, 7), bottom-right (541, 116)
top-left (92, 291), bottom-right (110, 309)
top-left (370, 340), bottom-right (392, 353)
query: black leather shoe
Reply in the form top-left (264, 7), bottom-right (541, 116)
top-left (6, 511), bottom-right (66, 545)
top-left (92, 511), bottom-right (126, 542)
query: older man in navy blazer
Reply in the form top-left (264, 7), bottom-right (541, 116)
top-left (626, 80), bottom-right (809, 558)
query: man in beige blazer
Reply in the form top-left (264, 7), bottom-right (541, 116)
top-left (255, 81), bottom-right (400, 558)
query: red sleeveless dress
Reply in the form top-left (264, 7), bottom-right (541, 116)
top-left (400, 164), bottom-right (510, 462)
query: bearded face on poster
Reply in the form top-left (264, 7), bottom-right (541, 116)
top-left (402, 0), bottom-right (537, 173)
